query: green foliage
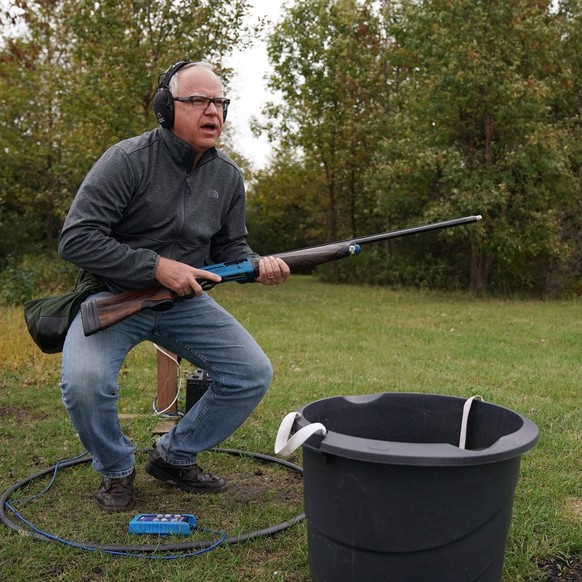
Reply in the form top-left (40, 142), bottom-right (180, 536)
top-left (246, 152), bottom-right (329, 254)
top-left (0, 254), bottom-right (78, 304)
top-left (264, 0), bottom-right (392, 239)
top-left (0, 206), bottom-right (46, 261)
top-left (317, 237), bottom-right (473, 290)
top-left (364, 0), bottom-right (581, 295)
top-left (2, 0), bottom-right (582, 296)
top-left (253, 0), bottom-right (582, 296)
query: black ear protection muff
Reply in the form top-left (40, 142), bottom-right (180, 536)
top-left (153, 61), bottom-right (228, 128)
top-left (153, 60), bottom-right (191, 129)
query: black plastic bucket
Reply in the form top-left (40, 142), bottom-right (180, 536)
top-left (292, 393), bottom-right (539, 582)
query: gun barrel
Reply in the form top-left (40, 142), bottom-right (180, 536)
top-left (352, 215), bottom-right (482, 247)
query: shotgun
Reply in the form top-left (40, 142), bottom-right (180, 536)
top-left (80, 215), bottom-right (482, 337)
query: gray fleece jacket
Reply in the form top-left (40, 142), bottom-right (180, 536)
top-left (58, 128), bottom-right (254, 292)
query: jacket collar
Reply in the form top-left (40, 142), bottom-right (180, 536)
top-left (158, 127), bottom-right (217, 168)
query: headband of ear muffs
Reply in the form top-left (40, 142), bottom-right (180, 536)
top-left (152, 61), bottom-right (228, 128)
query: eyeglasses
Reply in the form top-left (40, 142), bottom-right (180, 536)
top-left (173, 95), bottom-right (230, 114)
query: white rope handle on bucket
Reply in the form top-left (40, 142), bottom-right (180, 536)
top-left (459, 395), bottom-right (483, 449)
top-left (274, 412), bottom-right (327, 456)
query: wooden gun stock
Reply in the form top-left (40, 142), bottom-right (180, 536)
top-left (81, 286), bottom-right (176, 336)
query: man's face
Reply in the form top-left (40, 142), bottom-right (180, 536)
top-left (171, 67), bottom-right (225, 153)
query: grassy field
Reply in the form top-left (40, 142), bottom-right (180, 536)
top-left (0, 276), bottom-right (580, 581)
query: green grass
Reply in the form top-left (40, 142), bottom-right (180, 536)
top-left (1, 276), bottom-right (580, 581)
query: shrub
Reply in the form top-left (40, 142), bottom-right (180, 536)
top-left (0, 254), bottom-right (78, 304)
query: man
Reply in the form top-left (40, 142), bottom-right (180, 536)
top-left (58, 61), bottom-right (289, 512)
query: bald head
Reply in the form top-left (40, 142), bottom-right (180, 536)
top-left (168, 62), bottom-right (224, 96)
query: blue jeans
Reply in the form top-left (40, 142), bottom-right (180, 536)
top-left (60, 292), bottom-right (272, 478)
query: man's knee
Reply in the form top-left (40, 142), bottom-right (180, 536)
top-left (61, 365), bottom-right (116, 409)
top-left (259, 355), bottom-right (274, 387)
top-left (252, 352), bottom-right (273, 397)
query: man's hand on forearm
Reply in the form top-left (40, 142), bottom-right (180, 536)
top-left (256, 256), bottom-right (290, 286)
top-left (155, 257), bottom-right (222, 296)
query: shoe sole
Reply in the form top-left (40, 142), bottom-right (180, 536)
top-left (145, 461), bottom-right (227, 493)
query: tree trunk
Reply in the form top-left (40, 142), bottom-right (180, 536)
top-left (470, 245), bottom-right (491, 294)
top-left (322, 158), bottom-right (338, 240)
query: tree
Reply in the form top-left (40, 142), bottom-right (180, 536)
top-left (368, 0), bottom-right (579, 294)
top-left (0, 0), bottom-right (253, 261)
top-left (549, 0), bottom-right (582, 294)
top-left (246, 150), bottom-right (328, 255)
top-left (263, 0), bottom-right (394, 241)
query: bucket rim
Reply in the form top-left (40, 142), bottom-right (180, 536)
top-left (294, 392), bottom-right (539, 467)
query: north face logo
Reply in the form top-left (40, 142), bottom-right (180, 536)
top-left (208, 189), bottom-right (219, 199)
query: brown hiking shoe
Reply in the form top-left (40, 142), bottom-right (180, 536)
top-left (96, 469), bottom-right (136, 512)
top-left (145, 449), bottom-right (226, 493)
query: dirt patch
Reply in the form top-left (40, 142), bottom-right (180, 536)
top-left (224, 467), bottom-right (303, 506)
top-left (565, 497), bottom-right (582, 523)
top-left (137, 450), bottom-right (305, 537)
top-left (0, 406), bottom-right (32, 420)
top-left (538, 557), bottom-right (582, 581)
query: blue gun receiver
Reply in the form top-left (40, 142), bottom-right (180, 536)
top-left (199, 257), bottom-right (257, 290)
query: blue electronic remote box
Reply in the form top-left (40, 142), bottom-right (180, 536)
top-left (129, 513), bottom-right (197, 535)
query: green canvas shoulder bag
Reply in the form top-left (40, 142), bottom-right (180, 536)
top-left (23, 270), bottom-right (107, 354)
